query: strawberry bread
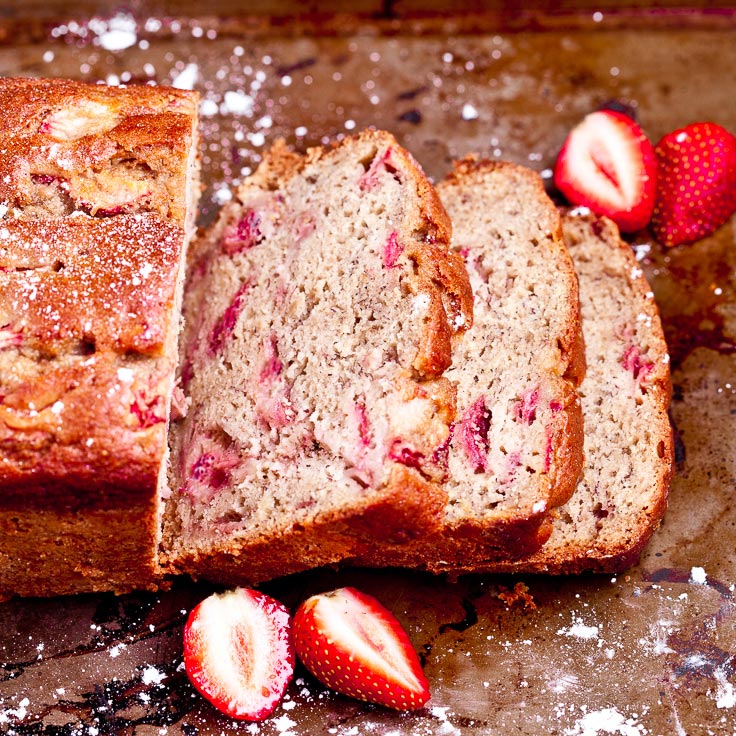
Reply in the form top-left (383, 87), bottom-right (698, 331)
top-left (161, 130), bottom-right (473, 585)
top-left (348, 159), bottom-right (586, 570)
top-left (0, 78), bottom-right (200, 598)
top-left (443, 212), bottom-right (674, 575)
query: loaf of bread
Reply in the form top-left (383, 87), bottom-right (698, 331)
top-left (441, 212), bottom-right (674, 575)
top-left (161, 130), bottom-right (473, 586)
top-left (347, 159), bottom-right (586, 571)
top-left (0, 78), bottom-right (200, 599)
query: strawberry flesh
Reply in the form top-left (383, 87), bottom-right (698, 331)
top-left (183, 587), bottom-right (294, 721)
top-left (650, 121), bottom-right (736, 247)
top-left (292, 586), bottom-right (430, 711)
top-left (554, 109), bottom-right (657, 232)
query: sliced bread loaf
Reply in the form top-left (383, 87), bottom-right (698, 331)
top-left (162, 130), bottom-right (474, 585)
top-left (348, 159), bottom-right (586, 570)
top-left (443, 212), bottom-right (674, 575)
top-left (0, 79), bottom-right (200, 599)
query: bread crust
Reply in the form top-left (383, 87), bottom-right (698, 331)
top-left (0, 77), bottom-right (199, 224)
top-left (174, 463), bottom-right (449, 586)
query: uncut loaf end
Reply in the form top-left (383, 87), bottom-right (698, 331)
top-left (0, 78), bottom-right (200, 599)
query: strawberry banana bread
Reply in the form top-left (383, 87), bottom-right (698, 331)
top-left (446, 212), bottom-right (674, 575)
top-left (162, 131), bottom-right (473, 585)
top-left (0, 78), bottom-right (200, 598)
top-left (349, 159), bottom-right (586, 570)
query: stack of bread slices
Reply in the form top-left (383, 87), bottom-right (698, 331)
top-left (0, 78), bottom-right (673, 599)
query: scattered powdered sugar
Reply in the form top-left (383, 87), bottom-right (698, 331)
top-left (271, 713), bottom-right (298, 734)
top-left (431, 706), bottom-right (461, 735)
top-left (548, 673), bottom-right (580, 694)
top-left (140, 665), bottom-right (165, 685)
top-left (461, 102), bottom-right (479, 120)
top-left (172, 62), bottom-right (200, 90)
top-left (223, 90), bottom-right (255, 116)
top-left (94, 13), bottom-right (138, 51)
top-left (564, 707), bottom-right (646, 736)
top-left (689, 566), bottom-right (707, 585)
top-left (108, 643), bottom-right (127, 658)
top-left (714, 666), bottom-right (736, 709)
top-left (0, 697), bottom-right (30, 725)
top-left (557, 618), bottom-right (600, 641)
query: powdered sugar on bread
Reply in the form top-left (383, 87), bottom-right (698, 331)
top-left (0, 78), bottom-right (200, 599)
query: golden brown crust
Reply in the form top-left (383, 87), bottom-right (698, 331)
top-left (0, 215), bottom-right (184, 501)
top-left (544, 378), bottom-right (585, 510)
top-left (0, 77), bottom-right (199, 225)
top-left (0, 215), bottom-right (184, 353)
top-left (0, 503), bottom-right (163, 600)
top-left (169, 464), bottom-right (449, 587)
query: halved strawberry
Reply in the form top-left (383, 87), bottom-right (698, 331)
top-left (650, 121), bottom-right (736, 247)
top-left (292, 586), bottom-right (430, 711)
top-left (183, 587), bottom-right (294, 721)
top-left (554, 109), bottom-right (657, 232)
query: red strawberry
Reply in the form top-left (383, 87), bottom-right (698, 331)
top-left (292, 586), bottom-right (430, 711)
top-left (554, 109), bottom-right (657, 232)
top-left (650, 121), bottom-right (736, 247)
top-left (183, 587), bottom-right (294, 721)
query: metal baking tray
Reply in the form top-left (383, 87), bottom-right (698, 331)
top-left (1, 3), bottom-right (736, 733)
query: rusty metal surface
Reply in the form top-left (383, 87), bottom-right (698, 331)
top-left (1, 8), bottom-right (736, 735)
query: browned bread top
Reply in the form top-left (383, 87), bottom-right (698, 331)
top-left (0, 78), bottom-right (200, 598)
top-left (0, 214), bottom-right (184, 354)
top-left (0, 215), bottom-right (185, 499)
top-left (0, 77), bottom-right (199, 225)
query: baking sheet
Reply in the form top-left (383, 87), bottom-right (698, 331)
top-left (1, 4), bottom-right (736, 734)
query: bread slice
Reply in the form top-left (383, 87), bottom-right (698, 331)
top-left (162, 130), bottom-right (474, 586)
top-left (347, 159), bottom-right (586, 571)
top-left (443, 212), bottom-right (674, 575)
top-left (0, 79), bottom-right (200, 599)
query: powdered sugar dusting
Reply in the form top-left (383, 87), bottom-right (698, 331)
top-left (563, 707), bottom-right (645, 736)
top-left (557, 616), bottom-right (600, 642)
top-left (689, 566), bottom-right (707, 585)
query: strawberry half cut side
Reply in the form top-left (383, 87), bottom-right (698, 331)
top-left (554, 109), bottom-right (657, 233)
top-left (650, 121), bottom-right (736, 247)
top-left (292, 586), bottom-right (430, 711)
top-left (183, 587), bottom-right (294, 721)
